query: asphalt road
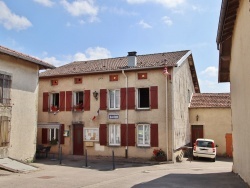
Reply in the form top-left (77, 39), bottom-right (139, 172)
top-left (0, 157), bottom-right (249, 188)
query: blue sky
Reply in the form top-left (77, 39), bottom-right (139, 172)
top-left (0, 0), bottom-right (229, 93)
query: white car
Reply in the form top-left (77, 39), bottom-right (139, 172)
top-left (193, 138), bottom-right (217, 162)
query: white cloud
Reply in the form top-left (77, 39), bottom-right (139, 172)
top-left (139, 20), bottom-right (152, 29)
top-left (60, 0), bottom-right (98, 18)
top-left (33, 0), bottom-right (54, 7)
top-left (162, 16), bottom-right (173, 26)
top-left (192, 5), bottom-right (204, 12)
top-left (127, 0), bottom-right (185, 8)
top-left (42, 47), bottom-right (111, 66)
top-left (201, 66), bottom-right (218, 78)
top-left (199, 79), bottom-right (230, 93)
top-left (0, 1), bottom-right (32, 31)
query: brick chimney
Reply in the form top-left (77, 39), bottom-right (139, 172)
top-left (127, 51), bottom-right (137, 67)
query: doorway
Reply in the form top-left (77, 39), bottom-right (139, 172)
top-left (191, 125), bottom-right (204, 146)
top-left (73, 124), bottom-right (84, 155)
top-left (225, 133), bottom-right (233, 157)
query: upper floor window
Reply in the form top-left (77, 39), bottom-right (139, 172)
top-left (109, 89), bottom-right (120, 110)
top-left (0, 74), bottom-right (11, 105)
top-left (137, 88), bottom-right (149, 109)
top-left (109, 124), bottom-right (120, 146)
top-left (73, 91), bottom-right (84, 111)
top-left (50, 93), bottom-right (59, 111)
top-left (137, 124), bottom-right (150, 147)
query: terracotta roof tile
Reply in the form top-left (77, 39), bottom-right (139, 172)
top-left (0, 45), bottom-right (55, 69)
top-left (190, 93), bottom-right (231, 108)
top-left (40, 50), bottom-right (189, 77)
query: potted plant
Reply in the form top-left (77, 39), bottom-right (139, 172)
top-left (50, 105), bottom-right (58, 112)
top-left (73, 103), bottom-right (83, 111)
top-left (152, 149), bottom-right (167, 161)
top-left (49, 138), bottom-right (58, 145)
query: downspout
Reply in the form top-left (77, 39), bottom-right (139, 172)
top-left (171, 68), bottom-right (175, 162)
top-left (122, 70), bottom-right (128, 158)
top-left (165, 71), bottom-right (169, 161)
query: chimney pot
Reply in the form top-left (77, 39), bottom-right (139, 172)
top-left (127, 51), bottom-right (137, 67)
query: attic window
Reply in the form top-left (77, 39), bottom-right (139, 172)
top-left (109, 75), bottom-right (118, 81)
top-left (138, 73), bottom-right (147, 80)
top-left (51, 80), bottom-right (58, 86)
top-left (74, 78), bottom-right (82, 84)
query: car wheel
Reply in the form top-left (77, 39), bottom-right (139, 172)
top-left (212, 158), bottom-right (216, 162)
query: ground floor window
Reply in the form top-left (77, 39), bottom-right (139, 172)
top-left (109, 124), bottom-right (120, 146)
top-left (49, 128), bottom-right (58, 144)
top-left (0, 116), bottom-right (10, 147)
top-left (137, 124), bottom-right (150, 146)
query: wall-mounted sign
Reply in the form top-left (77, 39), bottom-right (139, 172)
top-left (109, 114), bottom-right (119, 119)
top-left (84, 128), bottom-right (99, 141)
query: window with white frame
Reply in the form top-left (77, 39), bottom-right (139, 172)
top-left (73, 91), bottom-right (84, 110)
top-left (0, 73), bottom-right (11, 105)
top-left (50, 93), bottom-right (59, 111)
top-left (109, 89), bottom-right (120, 110)
top-left (49, 128), bottom-right (58, 142)
top-left (137, 124), bottom-right (150, 146)
top-left (109, 124), bottom-right (120, 146)
top-left (137, 88), bottom-right (149, 109)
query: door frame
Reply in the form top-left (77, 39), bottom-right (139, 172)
top-left (73, 124), bottom-right (84, 155)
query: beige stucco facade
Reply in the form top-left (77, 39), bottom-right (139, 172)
top-left (189, 108), bottom-right (232, 156)
top-left (38, 53), bottom-right (197, 161)
top-left (229, 0), bottom-right (250, 184)
top-left (0, 54), bottom-right (39, 161)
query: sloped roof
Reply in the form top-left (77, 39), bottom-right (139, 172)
top-left (190, 93), bottom-right (231, 108)
top-left (40, 50), bottom-right (189, 77)
top-left (0, 45), bottom-right (55, 70)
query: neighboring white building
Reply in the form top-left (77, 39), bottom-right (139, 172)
top-left (217, 0), bottom-right (250, 185)
top-left (0, 45), bottom-right (55, 162)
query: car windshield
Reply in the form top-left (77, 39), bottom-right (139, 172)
top-left (197, 141), bottom-right (213, 148)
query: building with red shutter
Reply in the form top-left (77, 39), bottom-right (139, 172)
top-left (38, 50), bottom-right (199, 161)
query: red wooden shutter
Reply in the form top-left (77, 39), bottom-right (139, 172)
top-left (66, 91), bottom-right (72, 111)
top-left (127, 87), bottom-right (135, 109)
top-left (99, 124), bottom-right (107, 146)
top-left (43, 92), bottom-right (49, 112)
top-left (84, 90), bottom-right (90, 111)
top-left (42, 128), bottom-right (48, 144)
top-left (60, 124), bottom-right (65, 144)
top-left (150, 86), bottom-right (158, 109)
top-left (100, 89), bottom-right (107, 110)
top-left (128, 124), bottom-right (135, 146)
top-left (121, 124), bottom-right (126, 146)
top-left (120, 88), bottom-right (127, 110)
top-left (151, 124), bottom-right (158, 147)
top-left (59, 91), bottom-right (65, 111)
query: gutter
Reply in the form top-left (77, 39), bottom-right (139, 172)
top-left (122, 69), bottom-right (128, 158)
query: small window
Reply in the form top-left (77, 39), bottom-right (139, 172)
top-left (49, 128), bottom-right (58, 142)
top-left (109, 124), bottom-right (120, 146)
top-left (0, 116), bottom-right (10, 147)
top-left (50, 93), bottom-right (59, 111)
top-left (51, 80), bottom-right (58, 86)
top-left (137, 124), bottom-right (150, 147)
top-left (0, 74), bottom-right (11, 105)
top-left (109, 89), bottom-right (120, 110)
top-left (109, 75), bottom-right (118, 81)
top-left (138, 73), bottom-right (147, 79)
top-left (73, 91), bottom-right (84, 111)
top-left (74, 78), bottom-right (82, 84)
top-left (137, 88), bottom-right (149, 109)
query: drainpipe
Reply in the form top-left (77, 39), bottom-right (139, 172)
top-left (165, 71), bottom-right (169, 161)
top-left (122, 69), bottom-right (128, 158)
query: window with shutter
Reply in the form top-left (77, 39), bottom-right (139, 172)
top-left (49, 93), bottom-right (59, 112)
top-left (109, 124), bottom-right (121, 146)
top-left (84, 90), bottom-right (90, 111)
top-left (128, 124), bottom-right (135, 146)
top-left (150, 86), bottom-right (158, 109)
top-left (59, 91), bottom-right (65, 111)
top-left (137, 124), bottom-right (150, 147)
top-left (60, 124), bottom-right (65, 144)
top-left (100, 89), bottom-right (107, 110)
top-left (127, 87), bottom-right (135, 109)
top-left (137, 88), bottom-right (150, 109)
top-left (99, 124), bottom-right (107, 146)
top-left (150, 124), bottom-right (158, 147)
top-left (120, 88), bottom-right (126, 110)
top-left (121, 124), bottom-right (126, 146)
top-left (73, 91), bottom-right (84, 111)
top-left (108, 89), bottom-right (120, 110)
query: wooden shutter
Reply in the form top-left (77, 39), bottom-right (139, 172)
top-left (121, 124), bottom-right (126, 146)
top-left (100, 89), bottom-right (107, 110)
top-left (150, 86), bottom-right (158, 109)
top-left (59, 91), bottom-right (65, 111)
top-left (42, 128), bottom-right (48, 144)
top-left (150, 124), bottom-right (158, 147)
top-left (84, 90), bottom-right (90, 111)
top-left (60, 124), bottom-right (65, 144)
top-left (43, 92), bottom-right (49, 112)
top-left (120, 88), bottom-right (127, 110)
top-left (99, 124), bottom-right (107, 146)
top-left (127, 87), bottom-right (135, 109)
top-left (66, 91), bottom-right (72, 111)
top-left (128, 124), bottom-right (135, 146)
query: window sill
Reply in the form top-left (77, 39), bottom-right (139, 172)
top-left (109, 144), bottom-right (121, 147)
top-left (135, 108), bottom-right (150, 111)
top-left (137, 145), bottom-right (151, 148)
